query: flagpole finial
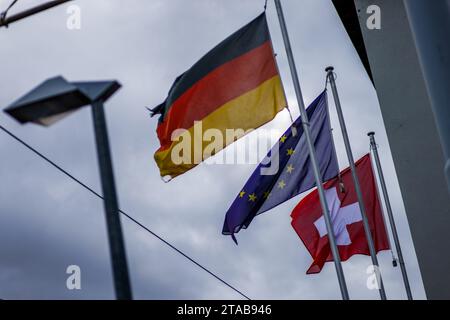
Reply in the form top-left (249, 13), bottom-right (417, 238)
top-left (368, 131), bottom-right (375, 137)
top-left (325, 66), bottom-right (334, 73)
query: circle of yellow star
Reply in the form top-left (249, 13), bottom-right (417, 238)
top-left (239, 190), bottom-right (246, 198)
top-left (248, 193), bottom-right (257, 202)
top-left (286, 164), bottom-right (294, 174)
top-left (287, 148), bottom-right (295, 156)
top-left (263, 191), bottom-right (271, 199)
top-left (277, 180), bottom-right (286, 189)
top-left (280, 135), bottom-right (287, 143)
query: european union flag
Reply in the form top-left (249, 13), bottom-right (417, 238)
top-left (222, 91), bottom-right (339, 243)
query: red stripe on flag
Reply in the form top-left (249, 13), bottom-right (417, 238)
top-left (156, 41), bottom-right (278, 150)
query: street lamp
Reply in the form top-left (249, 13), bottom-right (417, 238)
top-left (4, 75), bottom-right (132, 300)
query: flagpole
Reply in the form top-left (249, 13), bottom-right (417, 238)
top-left (274, 0), bottom-right (349, 300)
top-left (325, 66), bottom-right (387, 300)
top-left (368, 132), bottom-right (413, 300)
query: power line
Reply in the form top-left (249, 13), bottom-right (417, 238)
top-left (0, 124), bottom-right (251, 300)
top-left (0, 0), bottom-right (19, 26)
top-left (1, 0), bottom-right (19, 16)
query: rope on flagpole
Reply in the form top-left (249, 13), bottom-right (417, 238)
top-left (368, 131), bottom-right (413, 299)
top-left (0, 124), bottom-right (251, 300)
top-left (325, 69), bottom-right (338, 89)
top-left (323, 85), bottom-right (345, 193)
top-left (369, 140), bottom-right (398, 267)
top-left (285, 106), bottom-right (295, 124)
top-left (326, 66), bottom-right (387, 300)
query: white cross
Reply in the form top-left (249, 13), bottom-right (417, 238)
top-left (314, 187), bottom-right (362, 245)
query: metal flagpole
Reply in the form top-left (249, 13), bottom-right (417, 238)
top-left (91, 100), bottom-right (133, 300)
top-left (274, 0), bottom-right (349, 300)
top-left (326, 66), bottom-right (387, 300)
top-left (368, 132), bottom-right (413, 300)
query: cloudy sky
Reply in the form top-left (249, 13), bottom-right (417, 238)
top-left (0, 0), bottom-right (426, 299)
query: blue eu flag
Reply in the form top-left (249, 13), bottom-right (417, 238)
top-left (222, 91), bottom-right (339, 243)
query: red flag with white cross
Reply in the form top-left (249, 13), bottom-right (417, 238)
top-left (290, 154), bottom-right (389, 274)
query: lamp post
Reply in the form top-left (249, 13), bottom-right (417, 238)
top-left (4, 76), bottom-right (132, 300)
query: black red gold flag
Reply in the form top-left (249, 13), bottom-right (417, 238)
top-left (151, 13), bottom-right (287, 179)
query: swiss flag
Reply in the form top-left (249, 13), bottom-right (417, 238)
top-left (291, 154), bottom-right (389, 274)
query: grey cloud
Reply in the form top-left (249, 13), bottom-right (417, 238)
top-left (0, 0), bottom-right (425, 299)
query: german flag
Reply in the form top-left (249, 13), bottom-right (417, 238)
top-left (151, 13), bottom-right (287, 179)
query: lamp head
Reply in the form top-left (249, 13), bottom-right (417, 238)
top-left (4, 76), bottom-right (121, 126)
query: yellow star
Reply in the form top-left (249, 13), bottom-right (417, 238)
top-left (286, 164), bottom-right (294, 174)
top-left (277, 180), bottom-right (286, 189)
top-left (280, 135), bottom-right (287, 143)
top-left (248, 193), bottom-right (257, 202)
top-left (239, 190), bottom-right (246, 198)
top-left (287, 148), bottom-right (295, 156)
top-left (263, 191), bottom-right (271, 199)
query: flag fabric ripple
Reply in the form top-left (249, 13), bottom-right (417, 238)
top-left (291, 154), bottom-right (390, 273)
top-left (151, 13), bottom-right (286, 179)
top-left (223, 91), bottom-right (339, 243)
